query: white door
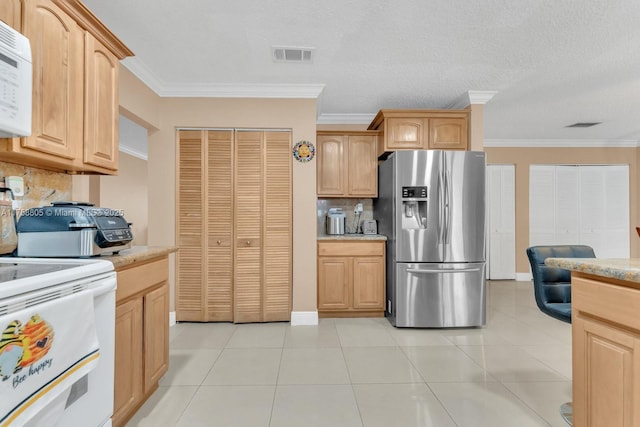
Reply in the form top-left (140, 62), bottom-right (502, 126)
top-left (529, 164), bottom-right (629, 258)
top-left (487, 165), bottom-right (516, 279)
top-left (579, 165), bottom-right (629, 258)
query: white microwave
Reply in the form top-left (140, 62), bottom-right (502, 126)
top-left (0, 19), bottom-right (32, 138)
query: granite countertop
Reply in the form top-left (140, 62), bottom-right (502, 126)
top-left (317, 234), bottom-right (387, 241)
top-left (101, 245), bottom-right (178, 270)
top-left (545, 258), bottom-right (640, 284)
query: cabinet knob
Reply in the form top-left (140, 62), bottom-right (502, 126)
top-left (217, 240), bottom-right (221, 245)
top-left (246, 240), bottom-right (251, 246)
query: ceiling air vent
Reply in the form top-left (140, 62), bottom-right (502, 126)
top-left (566, 122), bottom-right (601, 128)
top-left (272, 46), bottom-right (314, 63)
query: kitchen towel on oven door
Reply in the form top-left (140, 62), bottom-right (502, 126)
top-left (0, 290), bottom-right (99, 427)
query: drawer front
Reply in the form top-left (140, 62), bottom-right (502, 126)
top-left (116, 257), bottom-right (169, 303)
top-left (318, 241), bottom-right (384, 257)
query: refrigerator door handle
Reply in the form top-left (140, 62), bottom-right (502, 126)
top-left (406, 267), bottom-right (483, 274)
top-left (437, 171), bottom-right (444, 244)
top-left (444, 170), bottom-right (451, 244)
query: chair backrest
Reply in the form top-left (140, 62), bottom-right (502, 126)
top-left (526, 245), bottom-right (595, 310)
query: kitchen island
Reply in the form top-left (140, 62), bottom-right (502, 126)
top-left (545, 257), bottom-right (640, 427)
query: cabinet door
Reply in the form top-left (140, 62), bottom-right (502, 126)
top-left (0, 0), bottom-right (21, 30)
top-left (428, 118), bottom-right (468, 150)
top-left (177, 130), bottom-right (205, 321)
top-left (352, 256), bottom-right (385, 309)
top-left (234, 130), bottom-right (263, 323)
top-left (317, 135), bottom-right (346, 196)
top-left (206, 130), bottom-right (234, 321)
top-left (22, 0), bottom-right (83, 160)
top-left (83, 32), bottom-right (119, 171)
top-left (386, 118), bottom-right (427, 150)
top-left (318, 257), bottom-right (350, 310)
top-left (347, 135), bottom-right (377, 197)
top-left (144, 283), bottom-right (169, 393)
top-left (113, 298), bottom-right (143, 427)
top-left (573, 314), bottom-right (640, 427)
top-left (263, 131), bottom-right (292, 321)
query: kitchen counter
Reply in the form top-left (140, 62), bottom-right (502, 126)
top-left (545, 257), bottom-right (640, 283)
top-left (543, 257), bottom-right (640, 425)
top-left (317, 234), bottom-right (387, 241)
top-left (101, 245), bottom-right (178, 270)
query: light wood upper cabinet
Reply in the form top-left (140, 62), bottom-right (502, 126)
top-left (316, 134), bottom-right (346, 195)
top-left (429, 117), bottom-right (468, 149)
top-left (22, 0), bottom-right (83, 160)
top-left (0, 0), bottom-right (22, 30)
top-left (83, 32), bottom-right (119, 170)
top-left (0, 0), bottom-right (133, 174)
top-left (317, 131), bottom-right (378, 198)
top-left (386, 118), bottom-right (427, 150)
top-left (369, 109), bottom-right (470, 157)
top-left (347, 135), bottom-right (378, 196)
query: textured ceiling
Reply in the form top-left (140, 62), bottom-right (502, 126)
top-left (83, 0), bottom-right (640, 143)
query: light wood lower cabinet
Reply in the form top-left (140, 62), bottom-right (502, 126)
top-left (572, 274), bottom-right (640, 427)
top-left (317, 241), bottom-right (385, 317)
top-left (113, 298), bottom-right (143, 425)
top-left (113, 257), bottom-right (169, 427)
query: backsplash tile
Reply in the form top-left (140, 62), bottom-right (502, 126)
top-left (0, 161), bottom-right (72, 211)
top-left (317, 198), bottom-right (374, 235)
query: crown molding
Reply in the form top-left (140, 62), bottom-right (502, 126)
top-left (316, 113), bottom-right (377, 125)
top-left (119, 144), bottom-right (148, 160)
top-left (484, 139), bottom-right (640, 148)
top-left (122, 60), bottom-right (324, 98)
top-left (158, 82), bottom-right (325, 98)
top-left (122, 58), bottom-right (166, 95)
top-left (448, 90), bottom-right (498, 109)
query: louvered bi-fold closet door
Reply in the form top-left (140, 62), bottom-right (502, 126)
top-left (176, 130), bottom-right (205, 321)
top-left (263, 131), bottom-right (292, 321)
top-left (234, 131), bottom-right (264, 323)
top-left (206, 130), bottom-right (234, 321)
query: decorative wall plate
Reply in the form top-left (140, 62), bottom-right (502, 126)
top-left (292, 140), bottom-right (315, 162)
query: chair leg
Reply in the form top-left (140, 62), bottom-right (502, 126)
top-left (560, 401), bottom-right (572, 425)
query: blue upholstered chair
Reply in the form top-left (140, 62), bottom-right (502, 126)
top-left (526, 245), bottom-right (596, 324)
top-left (526, 244), bottom-right (596, 426)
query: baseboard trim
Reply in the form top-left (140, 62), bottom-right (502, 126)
top-left (290, 311), bottom-right (319, 326)
top-left (169, 311), bottom-right (176, 327)
top-left (516, 272), bottom-right (532, 282)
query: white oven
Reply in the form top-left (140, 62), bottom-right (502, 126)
top-left (0, 258), bottom-right (115, 427)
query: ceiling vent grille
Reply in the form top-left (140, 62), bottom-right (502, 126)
top-left (566, 122), bottom-right (601, 128)
top-left (272, 46), bottom-right (314, 63)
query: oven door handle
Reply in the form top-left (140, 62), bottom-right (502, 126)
top-left (86, 273), bottom-right (117, 296)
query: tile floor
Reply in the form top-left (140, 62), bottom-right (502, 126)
top-left (125, 281), bottom-right (572, 427)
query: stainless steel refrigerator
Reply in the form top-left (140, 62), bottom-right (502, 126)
top-left (374, 150), bottom-right (486, 328)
